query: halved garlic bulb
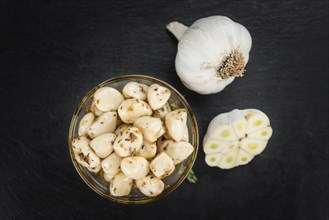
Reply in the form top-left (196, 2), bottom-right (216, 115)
top-left (94, 87), bottom-right (124, 111)
top-left (122, 82), bottom-right (149, 100)
top-left (203, 109), bottom-right (272, 169)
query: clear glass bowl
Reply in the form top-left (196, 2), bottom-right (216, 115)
top-left (68, 75), bottom-right (199, 204)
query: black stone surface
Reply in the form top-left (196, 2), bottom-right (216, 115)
top-left (1, 0), bottom-right (328, 219)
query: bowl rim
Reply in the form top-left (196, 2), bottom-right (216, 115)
top-left (68, 74), bottom-right (199, 204)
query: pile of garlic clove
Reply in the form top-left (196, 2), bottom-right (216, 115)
top-left (72, 82), bottom-right (194, 197)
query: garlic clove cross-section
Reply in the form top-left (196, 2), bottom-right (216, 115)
top-left (166, 16), bottom-right (252, 95)
top-left (136, 175), bottom-right (165, 197)
top-left (118, 98), bottom-right (152, 123)
top-left (203, 109), bottom-right (272, 169)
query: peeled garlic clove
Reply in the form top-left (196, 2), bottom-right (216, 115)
top-left (94, 87), bottom-right (124, 111)
top-left (113, 126), bottom-right (143, 157)
top-left (135, 140), bottom-right (157, 159)
top-left (240, 138), bottom-right (268, 155)
top-left (110, 172), bottom-right (133, 196)
top-left (205, 153), bottom-right (223, 167)
top-left (114, 123), bottom-right (129, 137)
top-left (88, 111), bottom-right (117, 138)
top-left (91, 101), bottom-right (104, 116)
top-left (74, 143), bottom-right (101, 173)
top-left (163, 141), bottom-right (194, 165)
top-left (217, 149), bottom-right (239, 169)
top-left (153, 102), bottom-right (171, 119)
top-left (203, 109), bottom-right (273, 169)
top-left (134, 116), bottom-right (165, 142)
top-left (89, 133), bottom-right (116, 158)
top-left (78, 112), bottom-right (95, 136)
top-left (118, 98), bottom-right (152, 123)
top-left (147, 84), bottom-right (171, 110)
top-left (103, 173), bottom-right (115, 182)
top-left (72, 136), bottom-right (90, 153)
top-left (245, 111), bottom-right (270, 134)
top-left (150, 152), bottom-right (175, 178)
top-left (165, 109), bottom-right (187, 141)
top-left (181, 125), bottom-right (189, 142)
top-left (120, 156), bottom-right (150, 180)
top-left (122, 82), bottom-right (149, 100)
top-left (236, 149), bottom-right (254, 166)
top-left (136, 175), bottom-right (165, 197)
top-left (102, 152), bottom-right (122, 176)
top-left (248, 126), bottom-right (273, 140)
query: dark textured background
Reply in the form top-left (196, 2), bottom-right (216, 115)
top-left (1, 0), bottom-right (328, 219)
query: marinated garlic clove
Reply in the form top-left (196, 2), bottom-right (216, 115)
top-left (133, 116), bottom-right (165, 142)
top-left (135, 140), bottom-right (157, 159)
top-left (156, 136), bottom-right (167, 152)
top-left (113, 126), bottom-right (143, 157)
top-left (181, 125), bottom-right (189, 142)
top-left (94, 87), bottom-right (124, 111)
top-left (163, 141), bottom-right (194, 165)
top-left (150, 152), bottom-right (175, 178)
top-left (89, 133), bottom-right (116, 158)
top-left (74, 144), bottom-right (101, 173)
top-left (122, 82), bottom-right (149, 100)
top-left (147, 84), bottom-right (171, 110)
top-left (217, 149), bottom-right (239, 169)
top-left (114, 123), bottom-right (129, 137)
top-left (78, 112), bottom-right (95, 136)
top-left (220, 140), bottom-right (239, 154)
top-left (118, 99), bottom-right (152, 123)
top-left (91, 101), bottom-right (105, 116)
top-left (120, 156), bottom-right (150, 180)
top-left (165, 109), bottom-right (187, 141)
top-left (110, 172), bottom-right (133, 196)
top-left (153, 102), bottom-right (171, 119)
top-left (102, 152), bottom-right (122, 176)
top-left (103, 173), bottom-right (115, 182)
top-left (88, 112), bottom-right (117, 138)
top-left (72, 136), bottom-right (90, 153)
top-left (136, 175), bottom-right (165, 197)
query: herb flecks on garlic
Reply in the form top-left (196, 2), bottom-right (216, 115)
top-left (166, 16), bottom-right (252, 94)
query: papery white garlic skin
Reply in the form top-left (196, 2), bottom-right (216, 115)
top-left (203, 109), bottom-right (272, 169)
top-left (167, 16), bottom-right (252, 95)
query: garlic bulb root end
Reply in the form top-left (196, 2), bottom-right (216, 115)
top-left (218, 49), bottom-right (245, 79)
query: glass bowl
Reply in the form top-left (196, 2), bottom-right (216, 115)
top-left (68, 75), bottom-right (199, 204)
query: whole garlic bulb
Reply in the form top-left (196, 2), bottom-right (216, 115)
top-left (166, 16), bottom-right (252, 94)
